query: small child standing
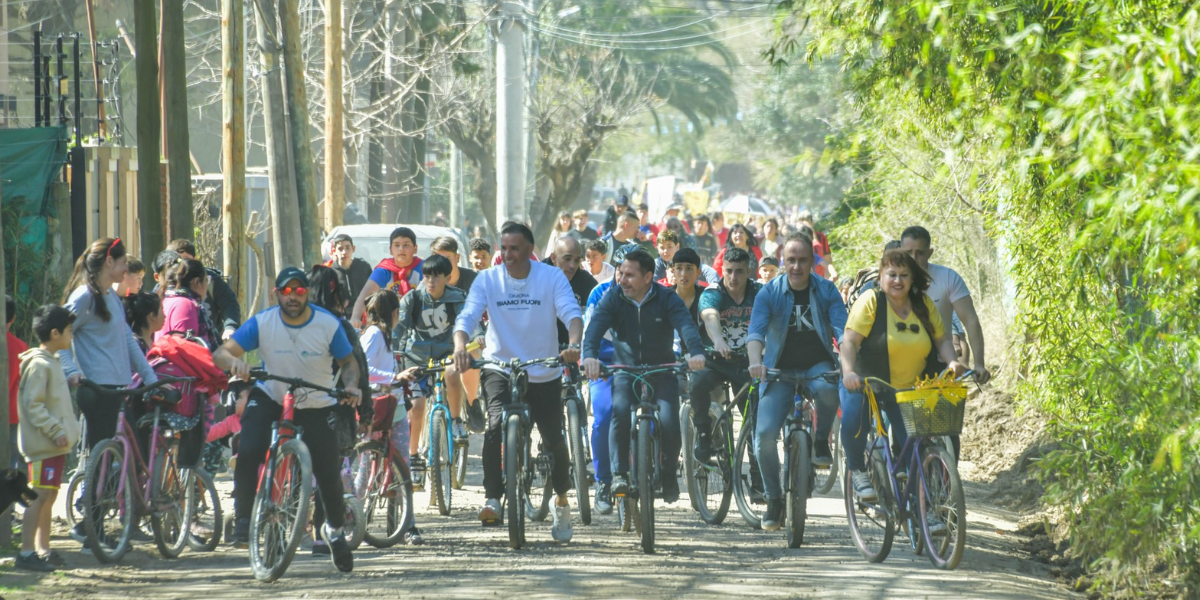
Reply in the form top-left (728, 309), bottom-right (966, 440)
top-left (15, 304), bottom-right (82, 572)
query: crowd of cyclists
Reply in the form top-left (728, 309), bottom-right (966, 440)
top-left (7, 193), bottom-right (991, 576)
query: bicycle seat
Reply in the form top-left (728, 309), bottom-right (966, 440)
top-left (136, 411), bottom-right (201, 433)
top-left (146, 387), bottom-right (184, 406)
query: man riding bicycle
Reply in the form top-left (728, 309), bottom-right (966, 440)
top-left (213, 267), bottom-right (363, 573)
top-left (582, 250), bottom-right (706, 504)
top-left (690, 247), bottom-right (761, 466)
top-left (746, 234), bottom-right (846, 531)
top-left (452, 222), bottom-right (583, 543)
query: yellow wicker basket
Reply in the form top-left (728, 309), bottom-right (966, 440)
top-left (895, 379), bottom-right (968, 437)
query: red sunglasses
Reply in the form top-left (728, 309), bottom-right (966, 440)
top-left (277, 286), bottom-right (308, 297)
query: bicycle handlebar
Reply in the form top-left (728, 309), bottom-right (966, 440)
top-left (246, 369), bottom-right (352, 398)
top-left (864, 369), bottom-right (977, 394)
top-left (600, 362), bottom-right (686, 377)
top-left (78, 375), bottom-right (194, 399)
top-left (470, 356), bottom-right (563, 372)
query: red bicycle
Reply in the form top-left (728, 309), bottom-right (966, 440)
top-left (243, 370), bottom-right (353, 582)
top-left (350, 382), bottom-right (415, 548)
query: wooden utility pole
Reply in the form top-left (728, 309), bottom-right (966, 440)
top-left (161, 0), bottom-right (193, 240)
top-left (253, 0), bottom-right (301, 272)
top-left (324, 0), bottom-right (344, 231)
top-left (279, 0), bottom-right (320, 267)
top-left (135, 0), bottom-right (165, 267)
top-left (222, 0), bottom-right (246, 307)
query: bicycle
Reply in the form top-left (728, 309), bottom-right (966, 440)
top-left (242, 369), bottom-right (354, 583)
top-left (63, 414), bottom-right (88, 528)
top-left (80, 376), bottom-right (197, 563)
top-left (349, 385), bottom-right (415, 549)
top-left (186, 468), bottom-right (223, 552)
top-left (844, 371), bottom-right (974, 570)
top-left (602, 362), bottom-right (687, 555)
top-left (732, 381), bottom-right (767, 528)
top-left (562, 362), bottom-right (592, 526)
top-left (401, 355), bottom-right (458, 516)
top-left (757, 368), bottom-right (840, 548)
top-left (471, 355), bottom-right (563, 550)
top-left (681, 375), bottom-right (750, 526)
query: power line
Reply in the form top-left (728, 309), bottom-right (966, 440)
top-left (531, 17), bottom-right (770, 51)
top-left (536, 3), bottom-right (769, 39)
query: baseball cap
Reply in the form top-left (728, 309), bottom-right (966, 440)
top-left (275, 266), bottom-right (309, 289)
top-left (671, 248), bottom-right (701, 268)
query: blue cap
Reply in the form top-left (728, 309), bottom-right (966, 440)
top-left (275, 266), bottom-right (309, 289)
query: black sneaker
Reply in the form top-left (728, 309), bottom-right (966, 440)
top-left (762, 499), bottom-right (785, 531)
top-left (15, 552), bottom-right (56, 572)
top-left (750, 487), bottom-right (767, 505)
top-left (404, 526), bottom-right (425, 546)
top-left (595, 482), bottom-right (614, 515)
top-left (813, 440), bottom-right (833, 468)
top-left (41, 550), bottom-right (66, 568)
top-left (312, 541), bottom-right (331, 556)
top-left (661, 477), bottom-right (680, 504)
top-left (232, 517), bottom-right (250, 548)
top-left (324, 525), bottom-right (354, 573)
top-left (466, 399), bottom-right (487, 433)
top-left (69, 523), bottom-right (86, 544)
top-left (611, 475), bottom-right (630, 498)
top-left (693, 431), bottom-right (715, 467)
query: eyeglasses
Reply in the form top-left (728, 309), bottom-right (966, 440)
top-left (895, 322), bottom-right (920, 334)
top-left (277, 286), bottom-right (308, 297)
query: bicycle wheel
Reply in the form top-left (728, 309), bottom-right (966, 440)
top-left (342, 494), bottom-right (367, 551)
top-left (186, 468), bottom-right (223, 552)
top-left (680, 401), bottom-right (699, 513)
top-left (428, 411), bottom-right (452, 516)
top-left (64, 469), bottom-right (86, 528)
top-left (733, 414), bottom-right (764, 529)
top-left (786, 430), bottom-right (811, 548)
top-left (151, 445), bottom-right (196, 559)
top-left (81, 439), bottom-right (136, 563)
top-left (919, 445), bottom-right (967, 569)
top-left (453, 438), bottom-right (468, 490)
top-left (637, 422), bottom-right (656, 554)
top-left (566, 398), bottom-right (592, 526)
top-left (814, 414), bottom-right (842, 495)
top-left (249, 439), bottom-right (313, 583)
top-left (504, 415), bottom-right (527, 549)
top-left (353, 442), bottom-right (411, 549)
top-left (843, 442), bottom-right (894, 563)
top-left (694, 406), bottom-right (733, 526)
top-left (525, 440), bottom-right (554, 522)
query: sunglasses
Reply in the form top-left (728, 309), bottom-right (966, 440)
top-left (277, 286), bottom-right (308, 297)
top-left (895, 322), bottom-right (920, 334)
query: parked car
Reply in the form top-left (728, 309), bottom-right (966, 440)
top-left (321, 224), bottom-right (471, 269)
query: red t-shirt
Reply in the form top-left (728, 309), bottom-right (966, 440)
top-left (715, 227), bottom-right (730, 247)
top-left (8, 331), bottom-right (28, 425)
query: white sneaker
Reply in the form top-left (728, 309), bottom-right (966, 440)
top-left (551, 501), bottom-right (574, 543)
top-left (926, 513), bottom-right (948, 535)
top-left (479, 498), bottom-right (502, 524)
top-left (852, 470), bottom-right (877, 502)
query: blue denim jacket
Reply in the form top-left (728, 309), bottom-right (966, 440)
top-left (746, 273), bottom-right (847, 396)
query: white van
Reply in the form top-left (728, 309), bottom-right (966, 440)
top-left (321, 224), bottom-right (472, 269)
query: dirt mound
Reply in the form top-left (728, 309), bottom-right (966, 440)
top-left (960, 386), bottom-right (1054, 511)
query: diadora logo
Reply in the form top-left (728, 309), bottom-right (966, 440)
top-left (326, 412), bottom-right (338, 430)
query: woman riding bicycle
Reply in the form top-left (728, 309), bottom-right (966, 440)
top-left (359, 289), bottom-right (424, 545)
top-left (839, 250), bottom-right (964, 503)
top-left (59, 238), bottom-right (159, 545)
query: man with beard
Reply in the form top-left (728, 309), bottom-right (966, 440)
top-left (213, 267), bottom-right (364, 573)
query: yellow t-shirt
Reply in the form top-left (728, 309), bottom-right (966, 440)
top-left (846, 292), bottom-right (946, 388)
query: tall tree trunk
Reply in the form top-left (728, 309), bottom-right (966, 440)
top-left (255, 0), bottom-right (302, 271)
top-left (221, 0), bottom-right (247, 306)
top-left (323, 0), bottom-right (344, 231)
top-left (161, 0), bottom-right (193, 240)
top-left (279, 0), bottom-right (320, 267)
top-left (134, 0), bottom-right (164, 266)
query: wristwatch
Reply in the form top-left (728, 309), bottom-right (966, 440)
top-left (567, 343), bottom-right (581, 350)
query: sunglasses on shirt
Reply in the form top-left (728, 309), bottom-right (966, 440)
top-left (895, 322), bottom-right (920, 334)
top-left (277, 286), bottom-right (308, 297)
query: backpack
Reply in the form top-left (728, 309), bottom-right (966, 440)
top-left (846, 267), bottom-right (880, 308)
